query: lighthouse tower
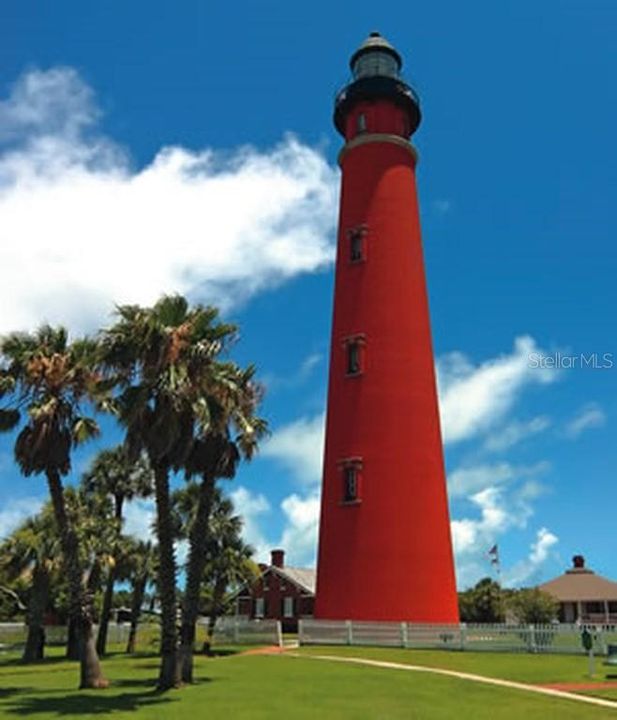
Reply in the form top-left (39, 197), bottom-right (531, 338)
top-left (315, 33), bottom-right (459, 623)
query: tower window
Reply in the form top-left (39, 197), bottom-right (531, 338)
top-left (338, 457), bottom-right (363, 504)
top-left (357, 113), bottom-right (367, 133)
top-left (344, 466), bottom-right (358, 502)
top-left (347, 341), bottom-right (360, 375)
top-left (343, 334), bottom-right (366, 376)
top-left (347, 225), bottom-right (367, 262)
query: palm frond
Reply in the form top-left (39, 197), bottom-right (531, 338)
top-left (72, 416), bottom-right (100, 446)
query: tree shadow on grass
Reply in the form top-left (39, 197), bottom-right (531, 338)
top-left (207, 649), bottom-right (240, 657)
top-left (5, 689), bottom-right (174, 716)
top-left (0, 656), bottom-right (73, 670)
top-left (0, 688), bottom-right (34, 699)
top-left (113, 677), bottom-right (212, 689)
top-left (3, 676), bottom-right (215, 716)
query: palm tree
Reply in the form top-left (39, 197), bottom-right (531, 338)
top-left (99, 295), bottom-right (236, 690)
top-left (121, 540), bottom-right (157, 654)
top-left (201, 492), bottom-right (259, 652)
top-left (0, 326), bottom-right (108, 688)
top-left (178, 364), bottom-right (266, 682)
top-left (0, 506), bottom-right (61, 662)
top-left (82, 447), bottom-right (153, 655)
top-left (62, 487), bottom-right (118, 660)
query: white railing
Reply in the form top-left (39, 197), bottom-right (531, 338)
top-left (1, 618), bottom-right (281, 651)
top-left (209, 617), bottom-right (282, 647)
top-left (0, 623), bottom-right (132, 650)
top-left (299, 619), bottom-right (617, 655)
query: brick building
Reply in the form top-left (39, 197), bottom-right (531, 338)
top-left (234, 549), bottom-right (315, 632)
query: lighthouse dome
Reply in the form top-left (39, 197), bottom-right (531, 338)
top-left (334, 32), bottom-right (420, 138)
top-left (350, 32), bottom-right (402, 79)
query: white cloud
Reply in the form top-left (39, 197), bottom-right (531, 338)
top-left (0, 67), bottom-right (98, 143)
top-left (437, 336), bottom-right (558, 445)
top-left (448, 461), bottom-right (549, 498)
top-left (122, 498), bottom-right (192, 568)
top-left (298, 354), bottom-right (323, 378)
top-left (484, 416), bottom-right (551, 452)
top-left (451, 487), bottom-right (509, 557)
top-left (451, 480), bottom-right (546, 588)
top-left (564, 403), bottom-right (606, 439)
top-left (278, 492), bottom-right (320, 567)
top-left (0, 67), bottom-right (338, 335)
top-left (263, 352), bottom-right (324, 393)
top-left (229, 486), bottom-right (271, 561)
top-left (262, 412), bottom-right (325, 485)
top-left (260, 411), bottom-right (324, 565)
top-left (503, 528), bottom-right (559, 587)
top-left (123, 498), bottom-right (156, 542)
top-left (0, 496), bottom-right (44, 539)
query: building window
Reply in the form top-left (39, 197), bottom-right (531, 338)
top-left (357, 113), bottom-right (367, 133)
top-left (585, 601), bottom-right (604, 614)
top-left (283, 597), bottom-right (294, 618)
top-left (339, 457), bottom-right (363, 504)
top-left (254, 597), bottom-right (265, 618)
top-left (347, 224), bottom-right (367, 263)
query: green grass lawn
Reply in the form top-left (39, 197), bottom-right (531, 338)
top-left (297, 644), bottom-right (617, 685)
top-left (581, 689), bottom-right (617, 703)
top-left (0, 648), bottom-right (615, 719)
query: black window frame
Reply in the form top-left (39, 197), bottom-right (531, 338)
top-left (347, 341), bottom-right (361, 375)
top-left (347, 224), bottom-right (367, 263)
top-left (343, 465), bottom-right (358, 502)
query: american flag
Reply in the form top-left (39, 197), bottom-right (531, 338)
top-left (488, 544), bottom-right (500, 565)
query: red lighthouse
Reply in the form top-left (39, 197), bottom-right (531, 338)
top-left (315, 33), bottom-right (459, 623)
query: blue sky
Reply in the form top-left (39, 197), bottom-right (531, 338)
top-left (0, 0), bottom-right (615, 589)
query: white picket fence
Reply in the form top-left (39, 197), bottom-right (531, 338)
top-left (0, 618), bottom-right (282, 651)
top-left (0, 623), bottom-right (132, 650)
top-left (299, 619), bottom-right (617, 655)
top-left (209, 617), bottom-right (282, 646)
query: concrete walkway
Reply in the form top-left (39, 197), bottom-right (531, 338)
top-left (290, 653), bottom-right (617, 712)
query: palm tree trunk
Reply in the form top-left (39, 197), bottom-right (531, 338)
top-left (126, 573), bottom-right (148, 654)
top-left (205, 575), bottom-right (227, 653)
top-left (22, 566), bottom-right (49, 663)
top-left (46, 469), bottom-right (107, 689)
top-left (96, 566), bottom-right (116, 656)
top-left (66, 616), bottom-right (80, 660)
top-left (87, 559), bottom-right (101, 596)
top-left (153, 465), bottom-right (180, 690)
top-left (179, 474), bottom-right (216, 683)
top-left (97, 495), bottom-right (123, 656)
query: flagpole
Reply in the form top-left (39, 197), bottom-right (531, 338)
top-left (488, 544), bottom-right (504, 622)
